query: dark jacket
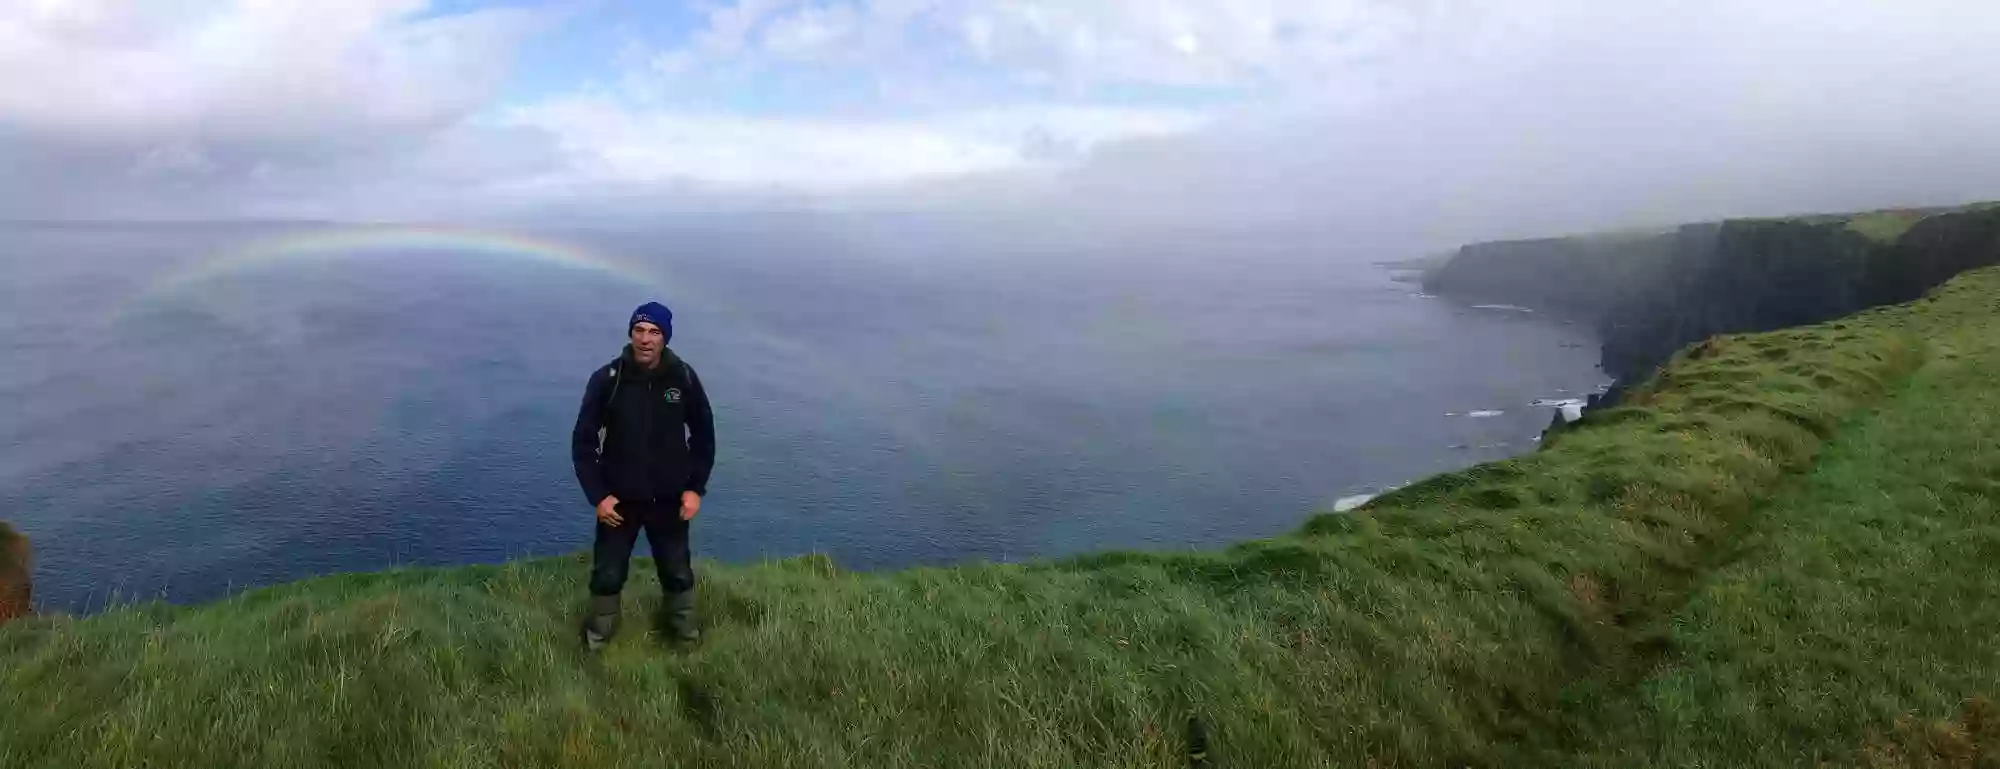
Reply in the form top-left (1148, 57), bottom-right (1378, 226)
top-left (571, 345), bottom-right (715, 507)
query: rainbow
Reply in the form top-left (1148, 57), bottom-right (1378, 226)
top-left (143, 223), bottom-right (668, 299)
top-left (123, 221), bottom-right (946, 454)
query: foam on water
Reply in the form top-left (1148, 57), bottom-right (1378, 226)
top-left (1333, 494), bottom-right (1377, 512)
top-left (1533, 397), bottom-right (1590, 423)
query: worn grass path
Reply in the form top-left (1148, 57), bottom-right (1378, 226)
top-left (1523, 272), bottom-right (2000, 767)
top-left (4, 271), bottom-right (1999, 768)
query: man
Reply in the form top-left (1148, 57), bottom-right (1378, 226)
top-left (571, 301), bottom-right (716, 650)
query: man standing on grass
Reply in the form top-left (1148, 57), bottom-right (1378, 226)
top-left (571, 301), bottom-right (716, 650)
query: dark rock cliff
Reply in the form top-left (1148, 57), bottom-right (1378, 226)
top-left (1424, 204), bottom-right (2000, 387)
top-left (1860, 207), bottom-right (2000, 307)
top-left (1421, 229), bottom-right (1687, 323)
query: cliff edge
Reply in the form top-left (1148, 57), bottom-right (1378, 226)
top-left (5, 266), bottom-right (2000, 767)
top-left (0, 521), bottom-right (27, 624)
top-left (1424, 202), bottom-right (2000, 387)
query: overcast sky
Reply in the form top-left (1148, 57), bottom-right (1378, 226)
top-left (4, 0), bottom-right (1999, 244)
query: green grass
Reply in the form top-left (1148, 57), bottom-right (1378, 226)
top-left (1846, 210), bottom-right (1934, 243)
top-left (1844, 201), bottom-right (2000, 244)
top-left (5, 271), bottom-right (2000, 767)
top-left (1528, 272), bottom-right (2000, 767)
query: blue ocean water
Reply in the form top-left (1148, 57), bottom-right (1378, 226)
top-left (0, 218), bottom-right (1608, 611)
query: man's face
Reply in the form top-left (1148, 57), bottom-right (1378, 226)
top-left (630, 321), bottom-right (664, 366)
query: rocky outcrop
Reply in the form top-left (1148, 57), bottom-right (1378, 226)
top-left (0, 522), bottom-right (27, 623)
top-left (1425, 204), bottom-right (2000, 386)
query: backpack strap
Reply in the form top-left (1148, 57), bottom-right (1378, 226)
top-left (601, 358), bottom-right (624, 412)
top-left (594, 357), bottom-right (691, 455)
top-left (594, 358), bottom-right (623, 456)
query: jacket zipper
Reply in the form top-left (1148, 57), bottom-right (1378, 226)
top-left (644, 378), bottom-right (658, 503)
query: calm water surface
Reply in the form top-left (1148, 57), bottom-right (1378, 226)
top-left (0, 218), bottom-right (1607, 610)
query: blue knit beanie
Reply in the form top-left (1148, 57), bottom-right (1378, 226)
top-left (629, 301), bottom-right (673, 344)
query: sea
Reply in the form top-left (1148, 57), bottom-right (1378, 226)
top-left (0, 216), bottom-right (1609, 611)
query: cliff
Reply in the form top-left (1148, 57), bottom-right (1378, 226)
top-left (1424, 202), bottom-right (2000, 385)
top-left (0, 521), bottom-right (27, 623)
top-left (8, 268), bottom-right (2000, 767)
top-left (1421, 228), bottom-right (1690, 323)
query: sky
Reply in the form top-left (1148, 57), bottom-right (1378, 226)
top-left (4, 0), bottom-right (2000, 245)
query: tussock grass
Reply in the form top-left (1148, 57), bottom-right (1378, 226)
top-left (6, 271), bottom-right (2000, 768)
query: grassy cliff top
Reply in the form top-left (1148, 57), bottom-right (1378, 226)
top-left (1744, 200), bottom-right (2000, 243)
top-left (1445, 200), bottom-right (2000, 254)
top-left (6, 269), bottom-right (2000, 767)
top-left (1844, 209), bottom-right (1937, 243)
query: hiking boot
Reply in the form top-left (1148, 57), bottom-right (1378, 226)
top-left (666, 589), bottom-right (699, 642)
top-left (583, 594), bottom-right (620, 651)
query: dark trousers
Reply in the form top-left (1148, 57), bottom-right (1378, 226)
top-left (589, 499), bottom-right (695, 596)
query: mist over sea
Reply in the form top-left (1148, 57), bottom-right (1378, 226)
top-left (1, 217), bottom-right (1608, 611)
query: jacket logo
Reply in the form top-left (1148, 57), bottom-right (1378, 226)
top-left (666, 388), bottom-right (682, 403)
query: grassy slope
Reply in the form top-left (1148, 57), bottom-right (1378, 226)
top-left (1543, 273), bottom-right (2000, 767)
top-left (1847, 210), bottom-right (1933, 244)
top-left (3, 271), bottom-right (1998, 768)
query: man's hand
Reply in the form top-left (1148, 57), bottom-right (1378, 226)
top-left (680, 491), bottom-right (702, 521)
top-left (596, 496), bottom-right (623, 527)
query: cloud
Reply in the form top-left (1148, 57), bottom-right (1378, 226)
top-left (1032, 0), bottom-right (2000, 245)
top-left (615, 0), bottom-right (1423, 107)
top-left (545, 0), bottom-right (2000, 239)
top-left (504, 97), bottom-right (1206, 189)
top-left (0, 0), bottom-right (536, 142)
top-left (759, 3), bottom-right (862, 62)
top-left (472, 0), bottom-right (1391, 205)
top-left (636, 0), bottom-right (1434, 91)
top-left (131, 142), bottom-right (218, 180)
top-left (942, 0), bottom-right (1425, 89)
top-left (0, 0), bottom-right (543, 218)
top-left (6, 0), bottom-right (2000, 239)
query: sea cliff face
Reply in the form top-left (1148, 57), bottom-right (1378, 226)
top-left (1424, 204), bottom-right (2000, 386)
top-left (1421, 228), bottom-right (1691, 328)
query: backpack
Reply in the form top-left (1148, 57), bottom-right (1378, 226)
top-left (594, 356), bottom-right (693, 456)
